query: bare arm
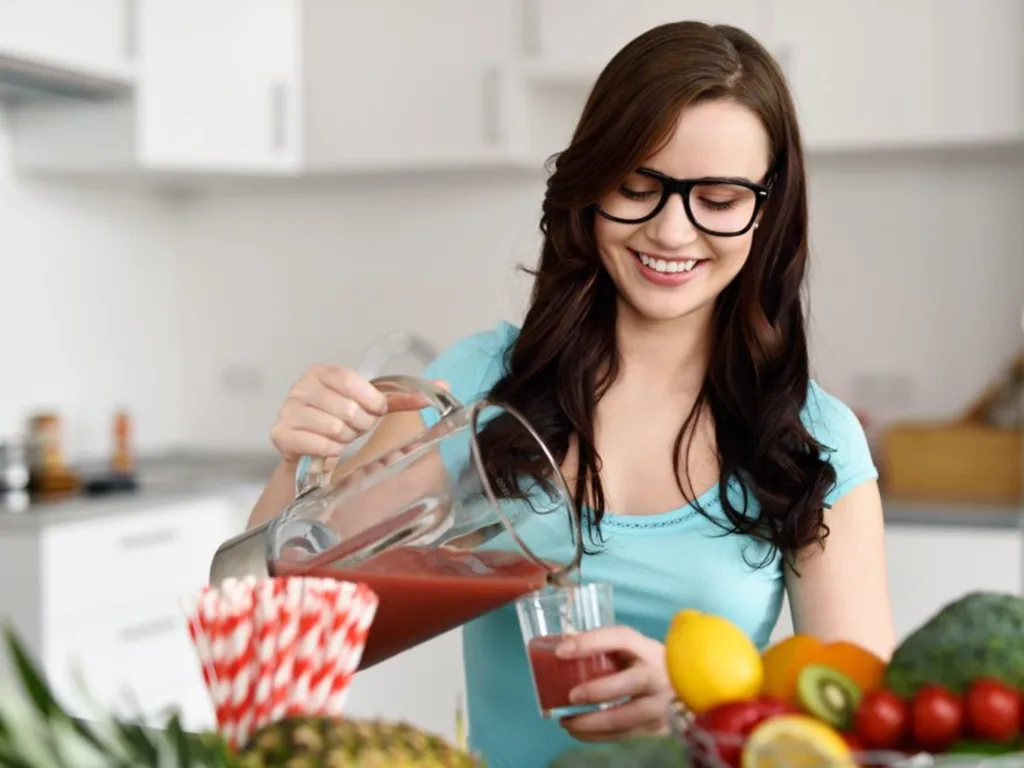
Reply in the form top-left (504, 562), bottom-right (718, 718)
top-left (784, 479), bottom-right (896, 660)
top-left (247, 410), bottom-right (431, 529)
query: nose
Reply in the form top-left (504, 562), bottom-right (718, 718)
top-left (646, 192), bottom-right (699, 249)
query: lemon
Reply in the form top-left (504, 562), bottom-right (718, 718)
top-left (664, 608), bottom-right (763, 714)
top-left (742, 714), bottom-right (853, 768)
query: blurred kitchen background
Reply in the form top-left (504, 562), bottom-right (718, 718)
top-left (0, 0), bottom-right (1022, 744)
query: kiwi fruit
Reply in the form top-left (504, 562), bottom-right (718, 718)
top-left (796, 663), bottom-right (863, 729)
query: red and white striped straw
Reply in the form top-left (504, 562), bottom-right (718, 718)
top-left (181, 575), bottom-right (378, 750)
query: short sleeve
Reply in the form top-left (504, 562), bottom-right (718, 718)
top-left (418, 321), bottom-right (519, 429)
top-left (802, 381), bottom-right (879, 506)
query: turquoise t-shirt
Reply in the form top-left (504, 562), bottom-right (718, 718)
top-left (419, 321), bottom-right (878, 768)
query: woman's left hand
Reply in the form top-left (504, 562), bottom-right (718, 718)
top-left (555, 625), bottom-right (674, 742)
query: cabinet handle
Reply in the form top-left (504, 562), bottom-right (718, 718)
top-left (118, 527), bottom-right (178, 550)
top-left (481, 68), bottom-right (502, 147)
top-left (123, 0), bottom-right (137, 60)
top-left (119, 617), bottom-right (177, 643)
top-left (270, 82), bottom-right (288, 152)
top-left (519, 0), bottom-right (541, 58)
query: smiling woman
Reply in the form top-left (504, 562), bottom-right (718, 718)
top-left (250, 18), bottom-right (894, 768)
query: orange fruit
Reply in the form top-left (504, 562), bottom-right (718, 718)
top-left (760, 635), bottom-right (827, 705)
top-left (817, 640), bottom-right (886, 694)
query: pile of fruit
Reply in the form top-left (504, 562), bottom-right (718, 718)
top-left (664, 591), bottom-right (1024, 767)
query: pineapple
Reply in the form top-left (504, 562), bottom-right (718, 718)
top-left (0, 623), bottom-right (484, 767)
top-left (235, 717), bottom-right (482, 767)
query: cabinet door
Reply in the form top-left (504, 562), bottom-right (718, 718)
top-left (136, 0), bottom-right (300, 171)
top-left (526, 0), bottom-right (769, 73)
top-left (302, 0), bottom-right (516, 168)
top-left (0, 0), bottom-right (134, 80)
top-left (775, 0), bottom-right (1024, 150)
top-left (771, 523), bottom-right (1022, 644)
top-left (884, 524), bottom-right (1021, 642)
top-left (345, 631), bottom-right (466, 745)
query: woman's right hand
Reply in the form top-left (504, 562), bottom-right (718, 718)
top-left (270, 364), bottom-right (438, 466)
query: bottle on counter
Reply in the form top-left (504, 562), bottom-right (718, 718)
top-left (111, 408), bottom-right (136, 477)
top-left (27, 411), bottom-right (81, 498)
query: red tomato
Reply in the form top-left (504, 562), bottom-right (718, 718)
top-left (965, 678), bottom-right (1022, 743)
top-left (911, 685), bottom-right (964, 753)
top-left (695, 697), bottom-right (798, 768)
top-left (854, 689), bottom-right (909, 750)
top-left (842, 732), bottom-right (865, 752)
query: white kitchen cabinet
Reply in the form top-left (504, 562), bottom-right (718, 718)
top-left (9, 0), bottom-right (518, 175)
top-left (774, 0), bottom-right (1024, 151)
top-left (770, 522), bottom-right (1023, 645)
top-left (346, 630), bottom-right (467, 745)
top-left (521, 0), bottom-right (769, 76)
top-left (0, 496), bottom-right (240, 732)
top-left (0, 0), bottom-right (135, 84)
top-left (883, 524), bottom-right (1021, 641)
top-left (135, 0), bottom-right (299, 172)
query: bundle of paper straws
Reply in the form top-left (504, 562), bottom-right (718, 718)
top-left (181, 575), bottom-right (379, 749)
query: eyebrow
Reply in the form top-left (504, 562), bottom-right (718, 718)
top-left (637, 166), bottom-right (758, 184)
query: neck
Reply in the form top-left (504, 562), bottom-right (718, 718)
top-left (613, 300), bottom-right (712, 394)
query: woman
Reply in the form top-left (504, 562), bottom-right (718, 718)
top-left (249, 20), bottom-right (895, 767)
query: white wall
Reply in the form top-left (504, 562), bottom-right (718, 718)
top-left (177, 149), bottom-right (1024, 448)
top-left (2, 106), bottom-right (1022, 457)
top-left (805, 147), bottom-right (1024, 423)
top-left (0, 110), bottom-right (190, 458)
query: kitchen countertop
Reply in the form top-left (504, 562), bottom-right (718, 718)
top-left (0, 450), bottom-right (1019, 531)
top-left (0, 449), bottom-right (279, 530)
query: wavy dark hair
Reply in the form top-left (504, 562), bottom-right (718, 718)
top-left (476, 21), bottom-right (836, 567)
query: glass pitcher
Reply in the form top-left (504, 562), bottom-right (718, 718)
top-left (209, 375), bottom-right (583, 669)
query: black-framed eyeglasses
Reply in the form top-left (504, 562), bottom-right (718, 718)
top-left (596, 168), bottom-right (772, 237)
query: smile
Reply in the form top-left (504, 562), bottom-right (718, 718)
top-left (632, 250), bottom-right (702, 274)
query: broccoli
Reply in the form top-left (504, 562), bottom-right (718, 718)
top-left (548, 735), bottom-right (688, 767)
top-left (884, 591), bottom-right (1024, 698)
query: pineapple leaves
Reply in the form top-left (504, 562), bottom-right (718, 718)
top-left (2, 622), bottom-right (61, 721)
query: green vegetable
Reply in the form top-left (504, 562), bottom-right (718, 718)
top-left (884, 591), bottom-right (1024, 697)
top-left (547, 735), bottom-right (687, 767)
top-left (945, 738), bottom-right (1023, 756)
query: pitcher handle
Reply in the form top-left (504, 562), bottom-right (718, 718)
top-left (294, 374), bottom-right (462, 497)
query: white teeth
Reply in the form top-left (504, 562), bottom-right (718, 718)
top-left (637, 252), bottom-right (699, 274)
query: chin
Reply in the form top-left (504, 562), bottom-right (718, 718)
top-left (620, 289), bottom-right (714, 325)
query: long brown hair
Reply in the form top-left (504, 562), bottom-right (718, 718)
top-left (477, 21), bottom-right (836, 566)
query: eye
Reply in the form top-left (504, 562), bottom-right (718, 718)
top-left (619, 185), bottom-right (656, 201)
top-left (697, 198), bottom-right (737, 211)
top-left (618, 171), bottom-right (660, 200)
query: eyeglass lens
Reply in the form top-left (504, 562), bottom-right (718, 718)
top-left (601, 172), bottom-right (759, 233)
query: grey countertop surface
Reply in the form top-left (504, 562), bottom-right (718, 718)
top-left (0, 449), bottom-right (279, 530)
top-left (0, 449), bottom-right (1020, 532)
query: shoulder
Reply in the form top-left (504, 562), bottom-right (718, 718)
top-left (800, 380), bottom-right (879, 505)
top-left (420, 321), bottom-right (520, 417)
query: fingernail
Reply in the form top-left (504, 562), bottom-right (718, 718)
top-left (568, 686), bottom-right (583, 704)
top-left (555, 640), bottom-right (576, 658)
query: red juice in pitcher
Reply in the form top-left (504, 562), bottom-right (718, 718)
top-left (274, 545), bottom-right (549, 669)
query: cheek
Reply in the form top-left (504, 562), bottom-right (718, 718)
top-left (593, 216), bottom-right (638, 268)
top-left (708, 233), bottom-right (755, 269)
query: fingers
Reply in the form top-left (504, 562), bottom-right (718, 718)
top-left (271, 366), bottom-right (450, 464)
top-left (555, 625), bottom-right (646, 661)
top-left (269, 425), bottom-right (346, 460)
top-left (568, 664), bottom-right (654, 706)
top-left (560, 694), bottom-right (671, 742)
top-left (316, 366), bottom-right (388, 416)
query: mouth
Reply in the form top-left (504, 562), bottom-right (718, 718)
top-left (630, 249), bottom-right (704, 274)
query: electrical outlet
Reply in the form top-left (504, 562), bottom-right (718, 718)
top-left (221, 363), bottom-right (265, 395)
top-left (849, 373), bottom-right (915, 412)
